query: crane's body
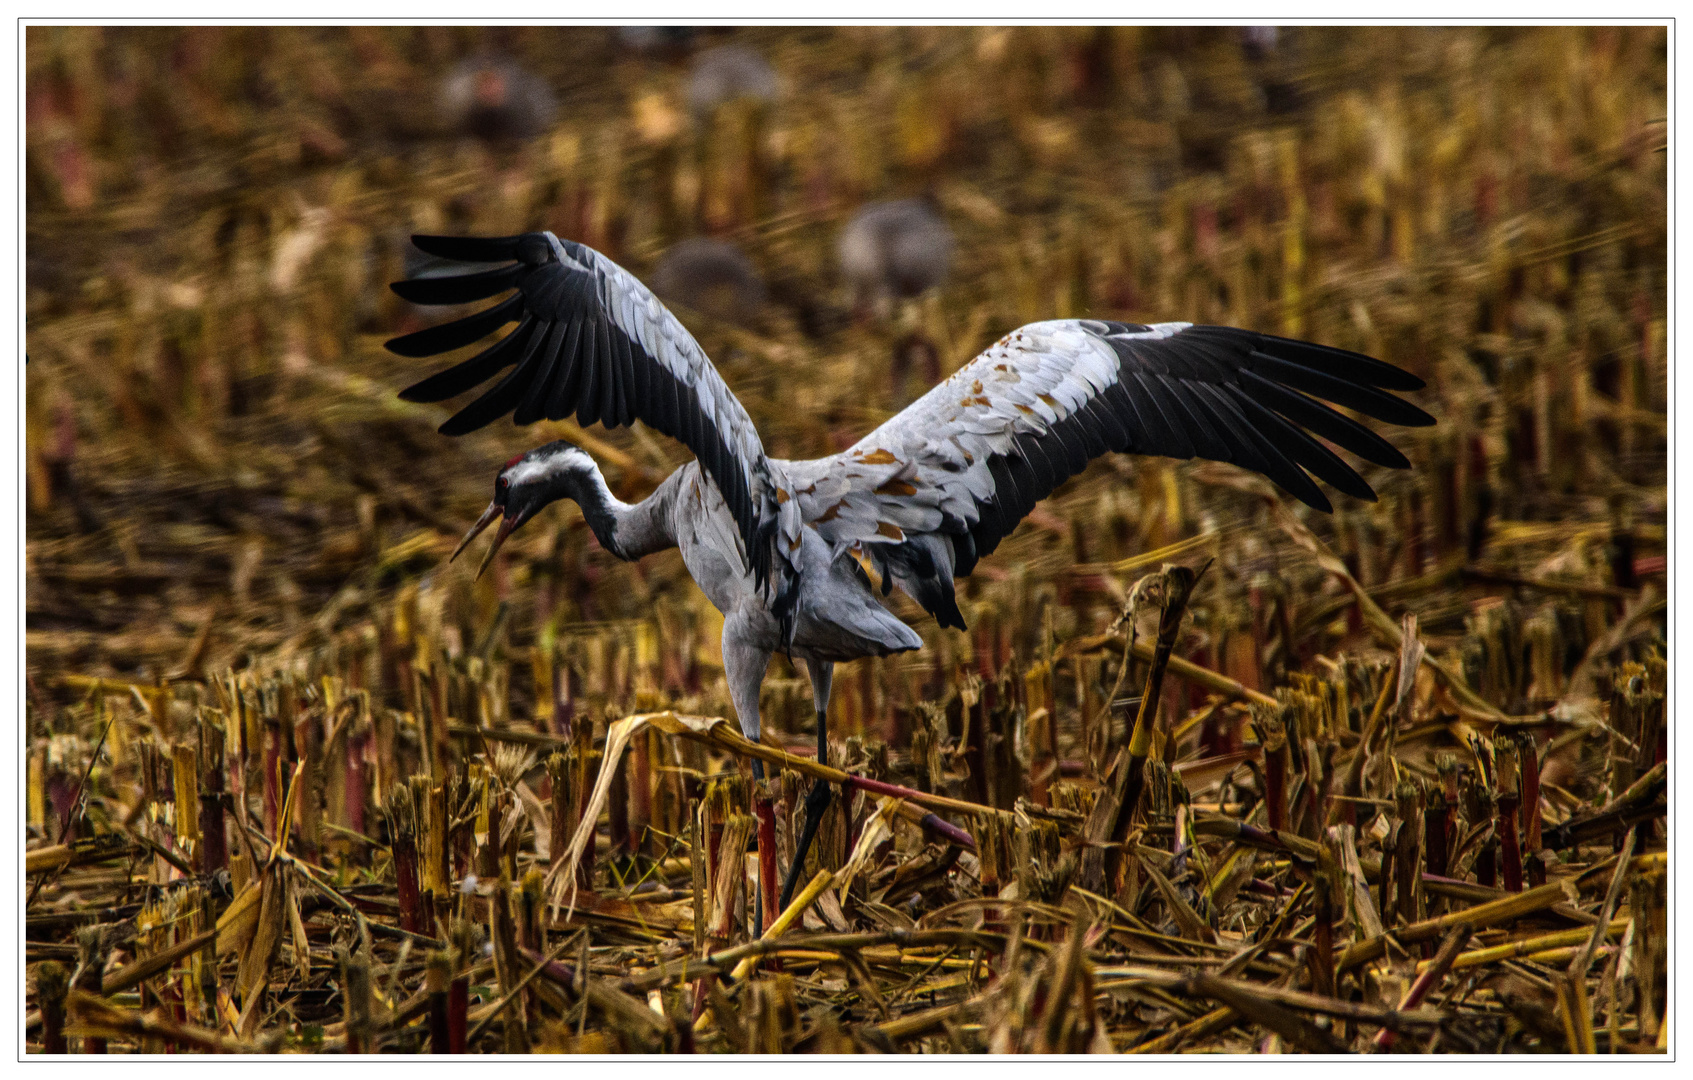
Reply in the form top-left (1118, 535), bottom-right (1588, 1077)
top-left (390, 229), bottom-right (1436, 906)
top-left (663, 460), bottom-right (922, 670)
top-left (498, 444), bottom-right (917, 746)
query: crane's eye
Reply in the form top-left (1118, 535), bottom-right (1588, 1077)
top-left (497, 476), bottom-right (509, 491)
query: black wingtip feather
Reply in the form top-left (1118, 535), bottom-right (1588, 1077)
top-left (384, 293), bottom-right (525, 358)
top-left (930, 590), bottom-right (967, 630)
top-left (436, 333), bottom-right (554, 436)
top-left (397, 319), bottom-right (534, 403)
top-left (1159, 378), bottom-right (1232, 461)
top-left (1125, 374), bottom-right (1197, 459)
top-left (511, 323), bottom-right (564, 426)
top-left (1250, 350), bottom-right (1436, 428)
top-left (410, 234), bottom-right (527, 263)
top-left (1225, 385), bottom-right (1378, 502)
top-left (1256, 333), bottom-right (1428, 392)
top-left (390, 263), bottom-right (524, 306)
top-left (1186, 381), bottom-right (1330, 510)
top-left (542, 319), bottom-right (587, 421)
top-left (1237, 369), bottom-right (1413, 469)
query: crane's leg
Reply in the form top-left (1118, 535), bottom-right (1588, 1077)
top-left (722, 614), bottom-right (774, 755)
top-left (721, 615), bottom-right (773, 932)
top-left (779, 660), bottom-right (834, 909)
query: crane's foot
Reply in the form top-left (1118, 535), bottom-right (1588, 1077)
top-left (778, 779), bottom-right (833, 910)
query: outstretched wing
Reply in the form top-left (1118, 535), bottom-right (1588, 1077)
top-left (387, 232), bottom-right (778, 589)
top-left (790, 319), bottom-right (1434, 629)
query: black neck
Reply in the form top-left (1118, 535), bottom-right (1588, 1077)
top-left (559, 467), bottom-right (626, 560)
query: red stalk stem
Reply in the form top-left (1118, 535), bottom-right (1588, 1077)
top-left (198, 727), bottom-right (228, 877)
top-left (754, 789), bottom-right (781, 960)
top-left (1373, 922), bottom-right (1472, 1051)
top-left (394, 837), bottom-right (422, 935)
top-left (428, 990), bottom-right (449, 1054)
top-left (447, 977), bottom-right (468, 1053)
top-left (77, 961), bottom-right (106, 1053)
top-left (1264, 747), bottom-right (1287, 831)
top-left (1497, 796), bottom-right (1523, 893)
top-left (1424, 795), bottom-right (1449, 878)
top-left (263, 722), bottom-right (281, 843)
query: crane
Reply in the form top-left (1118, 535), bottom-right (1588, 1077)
top-left (386, 230), bottom-right (1435, 908)
top-left (837, 197), bottom-right (954, 318)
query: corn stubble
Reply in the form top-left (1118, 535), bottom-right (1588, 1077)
top-left (25, 25), bottom-right (1664, 1054)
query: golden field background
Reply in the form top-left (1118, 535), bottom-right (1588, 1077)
top-left (23, 25), bottom-right (1666, 1054)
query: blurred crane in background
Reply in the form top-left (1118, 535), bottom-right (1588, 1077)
top-left (685, 43), bottom-right (779, 123)
top-left (650, 237), bottom-right (768, 322)
top-left (837, 197), bottom-right (954, 322)
top-left (439, 51), bottom-right (557, 144)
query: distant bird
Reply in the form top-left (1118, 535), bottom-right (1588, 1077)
top-left (649, 237), bottom-right (767, 321)
top-left (1240, 25), bottom-right (1281, 60)
top-left (387, 231), bottom-right (1435, 906)
top-left (440, 54), bottom-right (556, 143)
top-left (837, 198), bottom-right (954, 319)
top-left (615, 25), bottom-right (702, 56)
top-left (685, 43), bottom-right (778, 121)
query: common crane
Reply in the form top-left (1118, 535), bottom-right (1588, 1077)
top-left (685, 43), bottom-right (779, 122)
top-left (386, 231), bottom-right (1435, 907)
top-left (439, 53), bottom-right (557, 144)
top-left (649, 236), bottom-right (767, 321)
top-left (838, 197), bottom-right (954, 318)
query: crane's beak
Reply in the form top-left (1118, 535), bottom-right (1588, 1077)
top-left (474, 516), bottom-right (517, 581)
top-left (450, 500), bottom-right (517, 580)
top-left (451, 502), bottom-right (501, 563)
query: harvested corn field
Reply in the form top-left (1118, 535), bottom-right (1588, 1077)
top-left (24, 24), bottom-right (1668, 1055)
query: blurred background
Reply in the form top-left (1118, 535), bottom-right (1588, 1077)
top-left (25, 23), bottom-right (1665, 771)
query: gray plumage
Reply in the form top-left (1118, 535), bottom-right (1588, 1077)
top-left (389, 230), bottom-right (1435, 763)
top-left (837, 198), bottom-right (955, 315)
top-left (685, 44), bottom-right (779, 121)
top-left (649, 237), bottom-right (767, 321)
top-left (465, 441), bottom-right (915, 744)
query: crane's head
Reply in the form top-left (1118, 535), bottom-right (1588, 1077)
top-left (450, 440), bottom-right (596, 579)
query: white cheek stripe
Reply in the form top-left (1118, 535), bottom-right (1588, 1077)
top-left (507, 449), bottom-right (588, 486)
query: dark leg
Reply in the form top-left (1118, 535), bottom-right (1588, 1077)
top-left (750, 758), bottom-right (765, 935)
top-left (779, 708), bottom-right (832, 909)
